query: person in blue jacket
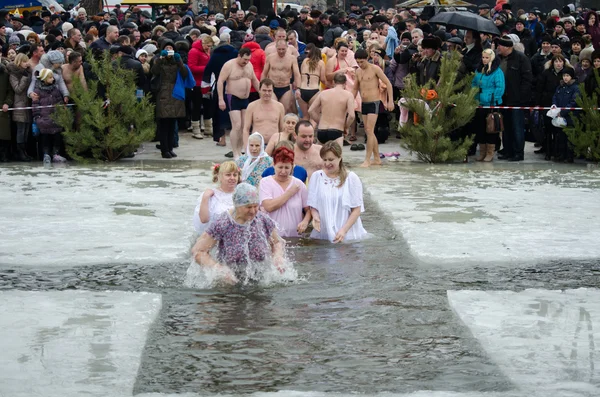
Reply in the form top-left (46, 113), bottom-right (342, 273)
top-left (472, 48), bottom-right (505, 162)
top-left (551, 68), bottom-right (580, 163)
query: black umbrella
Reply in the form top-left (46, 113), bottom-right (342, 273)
top-left (429, 11), bottom-right (500, 36)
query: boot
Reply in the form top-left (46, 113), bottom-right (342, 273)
top-left (476, 144), bottom-right (487, 161)
top-left (16, 144), bottom-right (31, 162)
top-left (191, 121), bottom-right (204, 139)
top-left (483, 143), bottom-right (495, 162)
top-left (0, 144), bottom-right (7, 162)
top-left (204, 118), bottom-right (213, 137)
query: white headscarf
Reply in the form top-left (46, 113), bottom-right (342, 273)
top-left (241, 132), bottom-right (268, 182)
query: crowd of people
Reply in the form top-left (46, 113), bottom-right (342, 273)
top-left (0, 1), bottom-right (599, 165)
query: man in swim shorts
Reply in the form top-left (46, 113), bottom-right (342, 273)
top-left (218, 47), bottom-right (260, 159)
top-left (263, 40), bottom-right (301, 114)
top-left (243, 78), bottom-right (285, 147)
top-left (308, 72), bottom-right (355, 148)
top-left (353, 48), bottom-right (394, 167)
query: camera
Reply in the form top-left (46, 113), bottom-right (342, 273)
top-left (167, 50), bottom-right (175, 57)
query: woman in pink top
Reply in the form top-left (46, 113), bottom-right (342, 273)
top-left (259, 147), bottom-right (311, 238)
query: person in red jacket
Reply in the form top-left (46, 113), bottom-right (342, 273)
top-left (241, 34), bottom-right (266, 103)
top-left (188, 36), bottom-right (214, 139)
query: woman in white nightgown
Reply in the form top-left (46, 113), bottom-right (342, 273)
top-left (192, 161), bottom-right (240, 234)
top-left (307, 141), bottom-right (368, 242)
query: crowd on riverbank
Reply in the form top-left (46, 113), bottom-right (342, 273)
top-left (0, 2), bottom-right (598, 164)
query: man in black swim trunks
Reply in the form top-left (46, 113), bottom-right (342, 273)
top-left (308, 72), bottom-right (356, 149)
top-left (263, 40), bottom-right (301, 114)
top-left (218, 47), bottom-right (260, 159)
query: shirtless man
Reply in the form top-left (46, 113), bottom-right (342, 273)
top-left (61, 51), bottom-right (87, 92)
top-left (218, 47), bottom-right (260, 159)
top-left (294, 120), bottom-right (323, 181)
top-left (243, 78), bottom-right (285, 147)
top-left (352, 48), bottom-right (393, 167)
top-left (264, 28), bottom-right (299, 57)
top-left (308, 72), bottom-right (355, 148)
top-left (263, 40), bottom-right (301, 114)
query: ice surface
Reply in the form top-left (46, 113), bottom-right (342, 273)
top-left (0, 165), bottom-right (212, 268)
top-left (134, 392), bottom-right (517, 397)
top-left (0, 290), bottom-right (161, 397)
top-left (448, 288), bottom-right (600, 396)
top-left (364, 167), bottom-right (600, 264)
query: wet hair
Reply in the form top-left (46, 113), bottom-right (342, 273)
top-left (305, 43), bottom-right (321, 73)
top-left (68, 51), bottom-right (81, 64)
top-left (333, 72), bottom-right (347, 85)
top-left (355, 48), bottom-right (368, 59)
top-left (260, 78), bottom-right (274, 88)
top-left (273, 146), bottom-right (295, 164)
top-left (320, 141), bottom-right (347, 187)
top-left (295, 119), bottom-right (314, 134)
top-left (212, 160), bottom-right (240, 183)
top-left (238, 47), bottom-right (251, 57)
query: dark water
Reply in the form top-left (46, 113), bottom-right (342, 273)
top-left (1, 197), bottom-right (599, 395)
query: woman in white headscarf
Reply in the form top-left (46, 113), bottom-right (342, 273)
top-left (236, 132), bottom-right (273, 187)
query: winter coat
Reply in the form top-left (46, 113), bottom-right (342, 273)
top-left (553, 79), bottom-right (580, 125)
top-left (289, 18), bottom-right (306, 43)
top-left (324, 24), bottom-right (344, 48)
top-left (413, 50), bottom-right (441, 85)
top-left (472, 59), bottom-right (505, 106)
top-left (7, 62), bottom-right (31, 123)
top-left (32, 79), bottom-right (63, 135)
top-left (461, 45), bottom-right (483, 74)
top-left (175, 40), bottom-right (190, 65)
top-left (162, 30), bottom-right (184, 44)
top-left (584, 69), bottom-right (600, 107)
top-left (574, 64), bottom-right (592, 85)
top-left (585, 11), bottom-right (600, 51)
top-left (498, 49), bottom-right (532, 106)
top-left (27, 54), bottom-right (70, 99)
top-left (241, 41), bottom-right (265, 93)
top-left (525, 19), bottom-right (545, 44)
top-left (151, 57), bottom-right (188, 119)
top-left (256, 34), bottom-right (273, 50)
top-left (536, 65), bottom-right (572, 106)
top-left (0, 61), bottom-right (14, 140)
top-left (89, 37), bottom-right (111, 53)
top-left (510, 28), bottom-right (537, 58)
top-left (118, 54), bottom-right (145, 89)
top-left (389, 59), bottom-right (408, 89)
top-left (188, 40), bottom-right (210, 88)
top-left (530, 50), bottom-right (552, 81)
top-left (202, 44), bottom-right (238, 85)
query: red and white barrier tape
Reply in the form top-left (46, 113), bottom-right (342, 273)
top-left (6, 104), bottom-right (76, 111)
top-left (477, 106), bottom-right (593, 110)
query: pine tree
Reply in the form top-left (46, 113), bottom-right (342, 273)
top-left (399, 51), bottom-right (478, 163)
top-left (54, 53), bottom-right (155, 162)
top-left (564, 70), bottom-right (600, 162)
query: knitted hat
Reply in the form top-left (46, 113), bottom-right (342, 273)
top-left (401, 31), bottom-right (411, 41)
top-left (579, 50), bottom-right (592, 62)
top-left (38, 68), bottom-right (53, 82)
top-left (507, 33), bottom-right (520, 44)
top-left (497, 35), bottom-right (513, 47)
top-left (592, 50), bottom-right (600, 61)
top-left (78, 7), bottom-right (87, 16)
top-left (540, 35), bottom-right (552, 44)
top-left (244, 33), bottom-right (254, 43)
top-left (142, 43), bottom-right (157, 56)
top-left (61, 22), bottom-right (73, 36)
top-left (117, 45), bottom-right (133, 55)
top-left (550, 9), bottom-right (559, 17)
top-left (46, 50), bottom-right (64, 64)
top-left (135, 49), bottom-right (147, 59)
top-left (562, 67), bottom-right (575, 79)
top-left (8, 34), bottom-right (20, 45)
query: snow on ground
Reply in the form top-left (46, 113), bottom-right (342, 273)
top-left (0, 165), bottom-right (212, 268)
top-left (448, 288), bottom-right (600, 396)
top-left (364, 167), bottom-right (600, 265)
top-left (0, 290), bottom-right (162, 397)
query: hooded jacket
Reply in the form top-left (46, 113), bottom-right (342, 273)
top-left (188, 39), bottom-right (210, 89)
top-left (537, 63), bottom-right (573, 107)
top-left (241, 41), bottom-right (266, 93)
top-left (289, 17), bottom-right (306, 43)
top-left (255, 33), bottom-right (273, 50)
top-left (553, 77), bottom-right (580, 124)
top-left (27, 54), bottom-right (69, 99)
top-left (472, 57), bottom-right (505, 106)
top-left (7, 62), bottom-right (31, 123)
top-left (32, 77), bottom-right (63, 135)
